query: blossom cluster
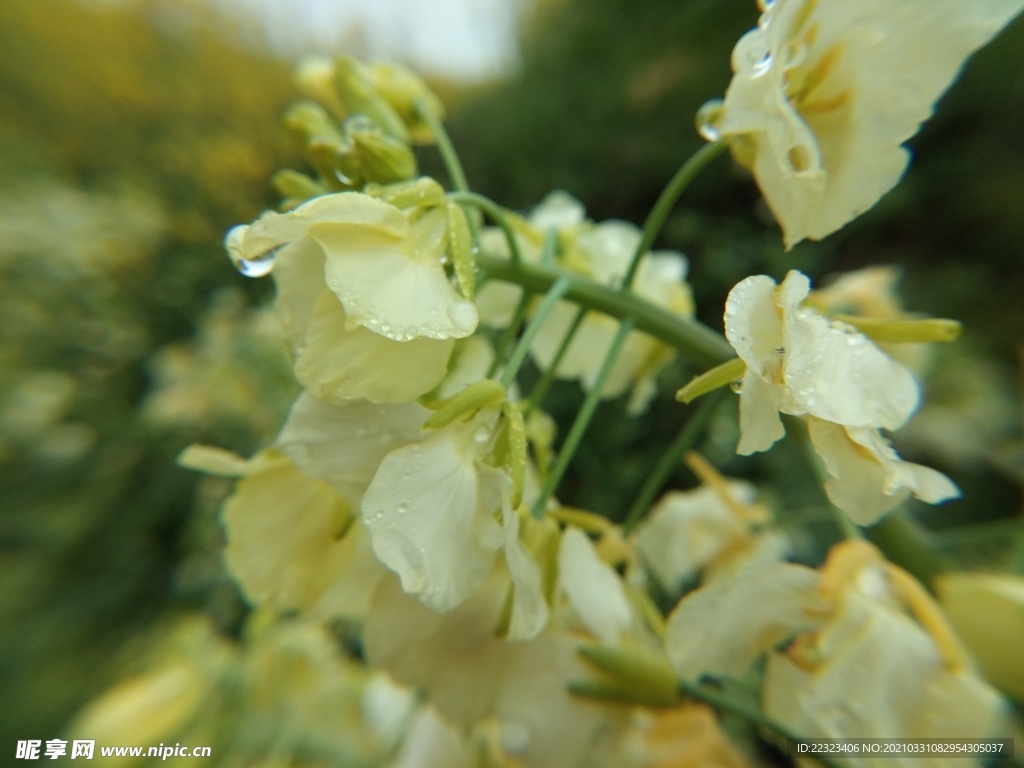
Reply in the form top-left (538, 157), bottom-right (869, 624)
top-left (74, 1), bottom-right (1024, 765)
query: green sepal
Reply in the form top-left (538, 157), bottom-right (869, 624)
top-left (503, 402), bottom-right (527, 509)
top-left (577, 643), bottom-right (680, 707)
top-left (676, 357), bottom-right (746, 404)
top-left (832, 315), bottom-right (962, 344)
top-left (365, 178), bottom-right (447, 210)
top-left (447, 201), bottom-right (476, 299)
top-left (424, 379), bottom-right (506, 430)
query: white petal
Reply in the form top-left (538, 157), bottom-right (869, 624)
top-left (557, 527), bottom-right (632, 644)
top-left (361, 426), bottom-right (502, 611)
top-left (277, 391), bottom-right (429, 503)
top-left (636, 486), bottom-right (750, 591)
top-left (737, 368), bottom-right (787, 455)
top-left (311, 206), bottom-right (477, 341)
top-left (808, 419), bottom-right (906, 524)
top-left (848, 428), bottom-right (961, 504)
top-left (222, 453), bottom-right (381, 619)
top-left (528, 190), bottom-right (586, 231)
top-left (784, 307), bottom-right (919, 430)
top-left (294, 290), bottom-right (455, 404)
top-left (665, 561), bottom-right (825, 681)
top-left (500, 494), bottom-right (549, 641)
top-left (724, 274), bottom-right (785, 375)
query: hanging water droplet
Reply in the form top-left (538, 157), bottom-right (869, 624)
top-left (695, 99), bottom-right (725, 142)
top-left (729, 379), bottom-right (744, 393)
top-left (230, 247), bottom-right (279, 278)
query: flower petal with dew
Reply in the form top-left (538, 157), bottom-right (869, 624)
top-left (229, 191), bottom-right (477, 341)
top-left (269, 211), bottom-right (454, 403)
top-left (807, 418), bottom-right (960, 525)
top-left (360, 411), bottom-right (506, 612)
top-left (725, 270), bottom-right (919, 454)
top-left (706, 0), bottom-right (1024, 247)
top-left (276, 390), bottom-right (430, 507)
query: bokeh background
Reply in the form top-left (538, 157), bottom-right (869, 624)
top-left (2, 0), bottom-right (1022, 750)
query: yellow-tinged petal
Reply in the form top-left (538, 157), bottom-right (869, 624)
top-left (808, 419), bottom-right (960, 525)
top-left (665, 561), bottom-right (826, 681)
top-left (311, 203), bottom-right (478, 340)
top-left (714, 0), bottom-right (1024, 247)
top-left (558, 527), bottom-right (633, 644)
top-left (361, 421), bottom-right (503, 612)
top-left (276, 391), bottom-right (429, 505)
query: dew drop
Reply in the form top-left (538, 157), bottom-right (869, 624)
top-left (729, 379), bottom-right (744, 394)
top-left (695, 99), bottom-right (725, 142)
top-left (229, 246), bottom-right (279, 278)
top-left (396, 502), bottom-right (408, 515)
top-left (474, 425), bottom-right (491, 444)
top-left (846, 334), bottom-right (865, 347)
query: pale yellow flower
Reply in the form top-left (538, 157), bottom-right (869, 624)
top-left (226, 192), bottom-right (476, 403)
top-left (180, 445), bottom-right (388, 620)
top-left (807, 418), bottom-right (959, 525)
top-left (361, 407), bottom-right (547, 631)
top-left (666, 541), bottom-right (1007, 759)
top-left (706, 0), bottom-right (1024, 246)
top-left (725, 270), bottom-right (918, 454)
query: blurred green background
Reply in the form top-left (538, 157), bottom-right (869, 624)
top-left (2, 0), bottom-right (1022, 749)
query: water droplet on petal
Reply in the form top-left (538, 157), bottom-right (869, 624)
top-left (695, 99), bottom-right (725, 142)
top-left (396, 502), bottom-right (408, 515)
top-left (229, 245), bottom-right (279, 277)
top-left (474, 425), bottom-right (491, 444)
top-left (729, 379), bottom-right (744, 394)
top-left (846, 334), bottom-right (865, 347)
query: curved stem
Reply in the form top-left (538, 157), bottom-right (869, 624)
top-left (622, 390), bottom-right (725, 534)
top-left (488, 291), bottom-right (533, 378)
top-left (448, 191), bottom-right (523, 267)
top-left (478, 253), bottom-right (733, 368)
top-left (415, 99), bottom-right (470, 194)
top-left (499, 276), bottom-right (572, 389)
top-left (532, 318), bottom-right (636, 518)
top-left (623, 141), bottom-right (727, 289)
top-left (525, 305), bottom-right (587, 417)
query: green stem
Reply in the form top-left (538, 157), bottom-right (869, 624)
top-left (623, 141), bottom-right (727, 289)
top-left (679, 679), bottom-right (846, 768)
top-left (478, 253), bottom-right (733, 368)
top-left (488, 291), bottom-right (533, 378)
top-left (415, 99), bottom-right (470, 194)
top-left (532, 318), bottom-right (636, 518)
top-left (525, 305), bottom-right (587, 417)
top-left (622, 390), bottom-right (725, 534)
top-left (499, 276), bottom-right (573, 389)
top-left (448, 191), bottom-right (523, 267)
